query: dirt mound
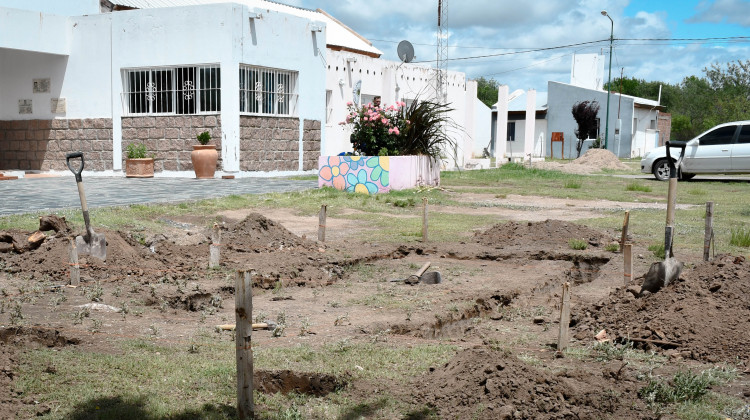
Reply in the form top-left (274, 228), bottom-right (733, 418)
top-left (574, 254), bottom-right (750, 364)
top-left (411, 347), bottom-right (644, 419)
top-left (255, 370), bottom-right (346, 396)
top-left (475, 220), bottom-right (612, 250)
top-left (224, 213), bottom-right (317, 252)
top-left (572, 149), bottom-right (630, 171)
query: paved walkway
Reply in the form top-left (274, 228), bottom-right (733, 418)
top-left (0, 176), bottom-right (317, 216)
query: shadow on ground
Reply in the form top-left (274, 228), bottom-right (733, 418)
top-left (65, 396), bottom-right (236, 420)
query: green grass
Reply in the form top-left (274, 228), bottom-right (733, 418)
top-left (568, 238), bottom-right (588, 250)
top-left (729, 226), bottom-right (750, 247)
top-left (16, 338), bottom-right (456, 419)
top-left (564, 180), bottom-right (582, 189)
top-left (625, 182), bottom-right (652, 192)
top-left (648, 243), bottom-right (666, 259)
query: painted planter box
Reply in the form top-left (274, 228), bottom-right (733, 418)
top-left (318, 155), bottom-right (439, 194)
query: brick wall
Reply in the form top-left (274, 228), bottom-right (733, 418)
top-left (240, 116), bottom-right (300, 171)
top-left (302, 119), bottom-right (322, 171)
top-left (0, 119), bottom-right (113, 171)
top-left (121, 115), bottom-right (221, 172)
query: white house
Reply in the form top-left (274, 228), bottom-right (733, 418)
top-left (0, 0), bottom-right (489, 176)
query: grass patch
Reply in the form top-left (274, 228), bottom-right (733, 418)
top-left (626, 182), bottom-right (652, 192)
top-left (564, 180), bottom-right (582, 189)
top-left (648, 243), bottom-right (666, 259)
top-left (604, 243), bottom-right (620, 252)
top-left (568, 238), bottom-right (588, 250)
top-left (729, 226), bottom-right (750, 247)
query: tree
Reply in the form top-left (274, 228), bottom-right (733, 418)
top-left (571, 101), bottom-right (600, 157)
top-left (475, 77), bottom-right (499, 108)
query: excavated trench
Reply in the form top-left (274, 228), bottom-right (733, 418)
top-left (254, 370), bottom-right (346, 396)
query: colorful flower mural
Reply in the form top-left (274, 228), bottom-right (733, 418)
top-left (318, 156), bottom-right (350, 191)
top-left (319, 156), bottom-right (390, 194)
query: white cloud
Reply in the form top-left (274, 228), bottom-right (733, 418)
top-left (688, 0), bottom-right (750, 27)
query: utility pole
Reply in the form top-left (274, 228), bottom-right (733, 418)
top-left (435, 0), bottom-right (448, 104)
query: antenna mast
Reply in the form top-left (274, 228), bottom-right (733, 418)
top-left (435, 0), bottom-right (448, 103)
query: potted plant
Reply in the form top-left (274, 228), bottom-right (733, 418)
top-left (191, 131), bottom-right (218, 179)
top-left (125, 142), bottom-right (154, 178)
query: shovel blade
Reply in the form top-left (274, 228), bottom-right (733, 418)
top-left (76, 232), bottom-right (106, 261)
top-left (420, 271), bottom-right (442, 284)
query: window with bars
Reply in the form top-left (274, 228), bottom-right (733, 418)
top-left (122, 65), bottom-right (221, 115)
top-left (239, 65), bottom-right (298, 116)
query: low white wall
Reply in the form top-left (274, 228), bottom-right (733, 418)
top-left (0, 7), bottom-right (70, 55)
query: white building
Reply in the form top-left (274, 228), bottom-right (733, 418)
top-left (0, 0), bottom-right (489, 176)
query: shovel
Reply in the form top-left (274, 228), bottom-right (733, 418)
top-left (640, 141), bottom-right (686, 295)
top-left (390, 262), bottom-right (442, 285)
top-left (66, 152), bottom-right (106, 261)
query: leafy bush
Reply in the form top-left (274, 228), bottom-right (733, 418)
top-left (196, 131), bottom-right (211, 145)
top-left (125, 143), bottom-right (148, 159)
top-left (639, 370), bottom-right (715, 405)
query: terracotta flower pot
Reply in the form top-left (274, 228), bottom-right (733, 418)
top-left (125, 158), bottom-right (154, 178)
top-left (191, 145), bottom-right (218, 179)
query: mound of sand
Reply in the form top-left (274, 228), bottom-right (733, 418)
top-left (532, 149), bottom-right (631, 174)
top-left (574, 254), bottom-right (750, 364)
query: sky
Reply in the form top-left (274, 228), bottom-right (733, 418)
top-left (285, 0), bottom-right (750, 93)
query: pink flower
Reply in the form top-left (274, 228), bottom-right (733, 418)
top-left (381, 118), bottom-right (388, 124)
top-left (346, 101), bottom-right (353, 106)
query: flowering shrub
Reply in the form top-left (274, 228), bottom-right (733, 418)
top-left (340, 97), bottom-right (459, 163)
top-left (341, 101), bottom-right (409, 156)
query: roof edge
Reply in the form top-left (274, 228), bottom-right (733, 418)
top-left (316, 8), bottom-right (377, 51)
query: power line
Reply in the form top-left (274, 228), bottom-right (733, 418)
top-left (412, 39), bottom-right (609, 63)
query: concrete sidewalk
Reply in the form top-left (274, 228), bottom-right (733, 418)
top-left (0, 175), bottom-right (317, 216)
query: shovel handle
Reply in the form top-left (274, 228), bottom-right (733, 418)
top-left (66, 152), bottom-right (85, 183)
top-left (415, 262), bottom-right (431, 277)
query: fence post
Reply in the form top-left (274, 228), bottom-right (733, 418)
top-left (623, 242), bottom-right (632, 285)
top-left (422, 197), bottom-right (428, 242)
top-left (68, 238), bottom-right (80, 286)
top-left (620, 210), bottom-right (630, 252)
top-left (704, 202), bottom-right (714, 261)
top-left (235, 270), bottom-right (254, 420)
top-left (209, 223), bottom-right (221, 269)
top-left (318, 204), bottom-right (327, 242)
top-left (557, 282), bottom-right (571, 352)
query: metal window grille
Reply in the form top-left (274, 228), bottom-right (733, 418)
top-left (239, 65), bottom-right (298, 116)
top-left (121, 65), bottom-right (221, 115)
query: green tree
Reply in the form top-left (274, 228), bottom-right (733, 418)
top-left (475, 77), bottom-right (499, 108)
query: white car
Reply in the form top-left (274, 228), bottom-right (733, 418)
top-left (641, 121), bottom-right (750, 181)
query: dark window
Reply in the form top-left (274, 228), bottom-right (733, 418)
top-left (507, 122), bottom-right (515, 141)
top-left (699, 125), bottom-right (737, 146)
top-left (738, 125), bottom-right (750, 144)
top-left (588, 118), bottom-right (600, 140)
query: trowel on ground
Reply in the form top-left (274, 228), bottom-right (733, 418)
top-left (389, 262), bottom-right (442, 285)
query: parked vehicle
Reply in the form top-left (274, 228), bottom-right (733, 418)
top-left (641, 121), bottom-right (750, 181)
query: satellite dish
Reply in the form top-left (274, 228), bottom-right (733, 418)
top-left (397, 40), bottom-right (415, 63)
top-left (353, 80), bottom-right (362, 106)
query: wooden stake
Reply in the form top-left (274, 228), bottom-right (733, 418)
top-left (623, 242), bottom-right (632, 285)
top-left (235, 270), bottom-right (254, 420)
top-left (557, 282), bottom-right (571, 352)
top-left (209, 223), bottom-right (221, 269)
top-left (318, 204), bottom-right (327, 242)
top-left (68, 237), bottom-right (80, 286)
top-left (422, 197), bottom-right (428, 242)
top-left (704, 201), bottom-right (714, 261)
top-left (620, 210), bottom-right (630, 252)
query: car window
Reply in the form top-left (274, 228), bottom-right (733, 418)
top-left (699, 125), bottom-right (738, 146)
top-left (738, 125), bottom-right (750, 144)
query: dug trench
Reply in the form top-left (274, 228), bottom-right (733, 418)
top-left (2, 214), bottom-right (750, 418)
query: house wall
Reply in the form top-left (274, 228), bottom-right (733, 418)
top-left (506, 116), bottom-right (547, 158)
top-left (0, 3), bottom-right (325, 174)
top-left (323, 49), bottom-right (474, 167)
top-left (0, 118), bottom-right (113, 171)
top-left (631, 107), bottom-right (660, 157)
top-left (546, 81), bottom-right (636, 158)
top-left (471, 98), bottom-right (492, 158)
top-left (239, 117), bottom-right (320, 172)
top-left (0, 0), bottom-right (99, 16)
top-left (121, 115), bottom-right (221, 171)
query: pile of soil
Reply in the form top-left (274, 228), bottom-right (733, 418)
top-left (572, 149), bottom-right (631, 171)
top-left (411, 347), bottom-right (645, 419)
top-left (475, 220), bottom-right (613, 250)
top-left (223, 213), bottom-right (318, 252)
top-left (574, 254), bottom-right (750, 364)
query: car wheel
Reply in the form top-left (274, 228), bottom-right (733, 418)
top-left (652, 159), bottom-right (671, 181)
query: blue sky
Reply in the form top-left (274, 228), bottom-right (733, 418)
top-left (288, 0), bottom-right (750, 93)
